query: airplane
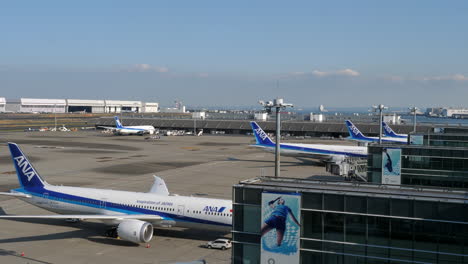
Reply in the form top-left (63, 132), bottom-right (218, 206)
top-left (250, 121), bottom-right (367, 162)
top-left (0, 143), bottom-right (232, 244)
top-left (382, 121), bottom-right (408, 139)
top-left (99, 116), bottom-right (156, 135)
top-left (345, 120), bottom-right (407, 144)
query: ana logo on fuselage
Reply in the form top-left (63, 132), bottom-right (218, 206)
top-left (14, 156), bottom-right (36, 181)
top-left (203, 206), bottom-right (226, 213)
top-left (255, 127), bottom-right (268, 141)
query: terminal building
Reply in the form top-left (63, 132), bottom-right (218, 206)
top-left (367, 144), bottom-right (468, 189)
top-left (233, 177), bottom-right (468, 264)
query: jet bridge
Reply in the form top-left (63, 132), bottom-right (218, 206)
top-left (325, 157), bottom-right (367, 182)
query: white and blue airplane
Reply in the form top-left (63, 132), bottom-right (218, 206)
top-left (0, 143), bottom-right (231, 244)
top-left (345, 120), bottom-right (407, 144)
top-left (250, 122), bottom-right (367, 162)
top-left (382, 121), bottom-right (408, 139)
top-left (99, 116), bottom-right (156, 135)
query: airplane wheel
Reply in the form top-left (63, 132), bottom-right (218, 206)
top-left (207, 245), bottom-right (212, 249)
top-left (221, 246), bottom-right (226, 250)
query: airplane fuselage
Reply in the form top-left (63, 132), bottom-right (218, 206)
top-left (253, 142), bottom-right (367, 159)
top-left (115, 126), bottom-right (156, 135)
top-left (13, 185), bottom-right (232, 231)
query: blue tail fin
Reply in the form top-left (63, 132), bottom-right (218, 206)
top-left (382, 121), bottom-right (397, 137)
top-left (345, 120), bottom-right (366, 139)
top-left (8, 143), bottom-right (47, 188)
top-left (114, 116), bottom-right (123, 128)
top-left (250, 122), bottom-right (275, 146)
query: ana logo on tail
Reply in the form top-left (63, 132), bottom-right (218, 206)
top-left (255, 127), bottom-right (269, 141)
top-left (383, 122), bottom-right (393, 134)
top-left (349, 123), bottom-right (361, 136)
top-left (14, 156), bottom-right (36, 182)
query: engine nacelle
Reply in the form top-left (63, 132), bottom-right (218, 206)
top-left (117, 220), bottom-right (154, 243)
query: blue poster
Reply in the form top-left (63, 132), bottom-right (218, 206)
top-left (261, 192), bottom-right (301, 264)
top-left (382, 148), bottom-right (401, 185)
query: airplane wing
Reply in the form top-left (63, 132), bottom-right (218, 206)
top-left (0, 192), bottom-right (32, 198)
top-left (97, 126), bottom-right (118, 131)
top-left (0, 214), bottom-right (163, 221)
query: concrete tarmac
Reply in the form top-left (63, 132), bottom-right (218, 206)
top-left (0, 131), bottom-right (338, 263)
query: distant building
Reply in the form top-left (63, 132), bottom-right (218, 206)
top-left (0, 97), bottom-right (5, 112)
top-left (426, 107), bottom-right (468, 118)
top-left (442, 108), bottom-right (468, 118)
top-left (254, 112), bottom-right (268, 121)
top-left (1, 98), bottom-right (160, 114)
top-left (104, 100), bottom-right (142, 113)
top-left (192, 112), bottom-right (206, 120)
top-left (310, 113), bottom-right (325, 122)
top-left (143, 102), bottom-right (159, 113)
top-left (66, 99), bottom-right (105, 113)
top-left (5, 98), bottom-right (66, 113)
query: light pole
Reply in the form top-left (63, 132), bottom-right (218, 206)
top-left (409, 106), bottom-right (418, 133)
top-left (259, 98), bottom-right (293, 178)
top-left (372, 104), bottom-right (388, 144)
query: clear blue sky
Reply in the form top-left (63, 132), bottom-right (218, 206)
top-left (1, 1), bottom-right (467, 108)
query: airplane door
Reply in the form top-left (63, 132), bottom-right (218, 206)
top-left (100, 201), bottom-right (106, 208)
top-left (177, 205), bottom-right (185, 217)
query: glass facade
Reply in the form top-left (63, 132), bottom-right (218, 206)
top-left (368, 145), bottom-right (468, 188)
top-left (232, 179), bottom-right (468, 264)
top-left (413, 133), bottom-right (468, 148)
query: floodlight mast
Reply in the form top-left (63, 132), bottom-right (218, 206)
top-left (409, 106), bottom-right (418, 133)
top-left (259, 98), bottom-right (294, 178)
top-left (372, 104), bottom-right (388, 144)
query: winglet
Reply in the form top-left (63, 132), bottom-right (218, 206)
top-left (345, 120), bottom-right (366, 139)
top-left (114, 116), bottom-right (123, 129)
top-left (7, 143), bottom-right (47, 188)
top-left (148, 176), bottom-right (169, 196)
top-left (250, 122), bottom-right (275, 146)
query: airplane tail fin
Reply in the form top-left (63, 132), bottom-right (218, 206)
top-left (7, 143), bottom-right (47, 188)
top-left (382, 121), bottom-right (398, 137)
top-left (345, 120), bottom-right (367, 139)
top-left (148, 176), bottom-right (169, 196)
top-left (114, 116), bottom-right (123, 128)
top-left (250, 122), bottom-right (275, 146)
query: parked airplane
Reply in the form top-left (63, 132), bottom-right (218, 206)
top-left (345, 120), bottom-right (407, 144)
top-left (250, 122), bottom-right (367, 162)
top-left (0, 143), bottom-right (231, 244)
top-left (382, 121), bottom-right (408, 139)
top-left (99, 116), bottom-right (156, 135)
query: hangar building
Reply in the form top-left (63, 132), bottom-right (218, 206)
top-left (66, 99), bottom-right (105, 113)
top-left (104, 100), bottom-right (142, 113)
top-left (6, 98), bottom-right (66, 113)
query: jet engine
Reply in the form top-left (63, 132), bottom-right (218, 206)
top-left (117, 219), bottom-right (154, 243)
